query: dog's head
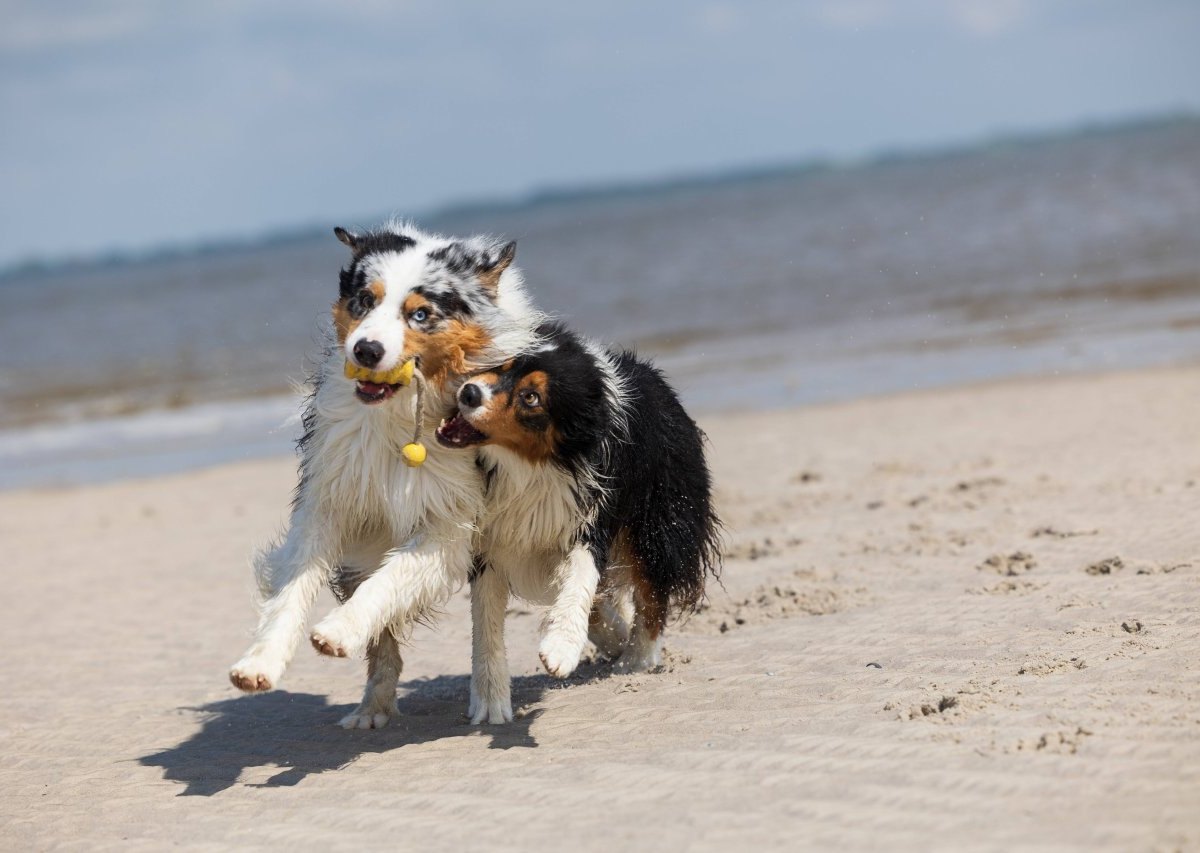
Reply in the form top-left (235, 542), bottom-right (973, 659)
top-left (435, 325), bottom-right (608, 466)
top-left (331, 223), bottom-right (539, 404)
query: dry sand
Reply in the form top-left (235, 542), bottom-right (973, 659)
top-left (1, 366), bottom-right (1197, 851)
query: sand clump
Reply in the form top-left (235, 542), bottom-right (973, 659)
top-left (978, 551), bottom-right (1038, 575)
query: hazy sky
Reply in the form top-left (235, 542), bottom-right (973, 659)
top-left (2, 0), bottom-right (1198, 267)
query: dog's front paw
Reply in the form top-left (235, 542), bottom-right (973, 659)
top-left (229, 655), bottom-right (283, 692)
top-left (310, 615), bottom-right (362, 659)
top-left (470, 697), bottom-right (514, 725)
top-left (310, 630), bottom-right (348, 658)
top-left (468, 682), bottom-right (513, 725)
top-left (538, 632), bottom-right (584, 679)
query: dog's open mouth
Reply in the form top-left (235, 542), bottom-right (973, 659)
top-left (354, 381), bottom-right (403, 404)
top-left (346, 358), bottom-right (415, 405)
top-left (436, 410), bottom-right (488, 448)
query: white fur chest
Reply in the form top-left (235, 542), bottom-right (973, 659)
top-left (479, 446), bottom-right (585, 601)
top-left (304, 365), bottom-right (484, 544)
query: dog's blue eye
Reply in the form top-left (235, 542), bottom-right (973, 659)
top-left (412, 308), bottom-right (429, 322)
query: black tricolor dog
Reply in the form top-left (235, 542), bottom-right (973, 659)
top-left (436, 321), bottom-right (721, 721)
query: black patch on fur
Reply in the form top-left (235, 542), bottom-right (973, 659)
top-left (345, 288), bottom-right (375, 318)
top-left (328, 566), bottom-right (352, 603)
top-left (337, 229), bottom-right (416, 299)
top-left (338, 266), bottom-right (364, 300)
top-left (426, 241), bottom-right (511, 278)
top-left (413, 285), bottom-right (472, 318)
top-left (344, 231), bottom-right (416, 260)
top-left (426, 243), bottom-right (474, 275)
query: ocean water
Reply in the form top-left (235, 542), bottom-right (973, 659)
top-left (2, 119), bottom-right (1198, 489)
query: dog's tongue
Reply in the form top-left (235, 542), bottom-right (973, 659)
top-left (359, 381), bottom-right (387, 395)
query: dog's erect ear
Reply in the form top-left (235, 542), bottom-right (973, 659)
top-left (477, 241), bottom-right (516, 293)
top-left (333, 227), bottom-right (358, 251)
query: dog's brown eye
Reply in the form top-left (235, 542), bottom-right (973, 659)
top-left (521, 390), bottom-right (541, 408)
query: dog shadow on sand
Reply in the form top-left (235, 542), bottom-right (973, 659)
top-left (140, 662), bottom-right (612, 796)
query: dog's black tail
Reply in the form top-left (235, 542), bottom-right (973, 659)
top-left (608, 355), bottom-right (722, 626)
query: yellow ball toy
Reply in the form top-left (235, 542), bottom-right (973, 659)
top-left (401, 443), bottom-right (427, 467)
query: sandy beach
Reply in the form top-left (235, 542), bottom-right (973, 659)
top-left (1, 365), bottom-right (1197, 851)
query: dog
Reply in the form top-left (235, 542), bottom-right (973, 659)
top-left (436, 321), bottom-right (722, 722)
top-left (228, 221), bottom-right (541, 728)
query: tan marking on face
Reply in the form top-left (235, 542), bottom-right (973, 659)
top-left (516, 371), bottom-right (550, 409)
top-left (465, 370), bottom-right (558, 463)
top-left (471, 369), bottom-right (501, 388)
top-left (402, 319), bottom-right (494, 392)
top-left (331, 280), bottom-right (385, 345)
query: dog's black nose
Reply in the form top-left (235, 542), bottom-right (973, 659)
top-left (353, 339), bottom-right (384, 369)
top-left (459, 383), bottom-right (483, 410)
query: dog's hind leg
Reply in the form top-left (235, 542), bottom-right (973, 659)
top-left (538, 545), bottom-right (599, 679)
top-left (616, 603), bottom-right (665, 673)
top-left (469, 562), bottom-right (513, 724)
top-left (614, 549), bottom-right (667, 673)
top-left (340, 627), bottom-right (404, 729)
top-left (588, 586), bottom-right (633, 661)
top-left (230, 511), bottom-right (336, 692)
top-left (328, 557), bottom-right (405, 730)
